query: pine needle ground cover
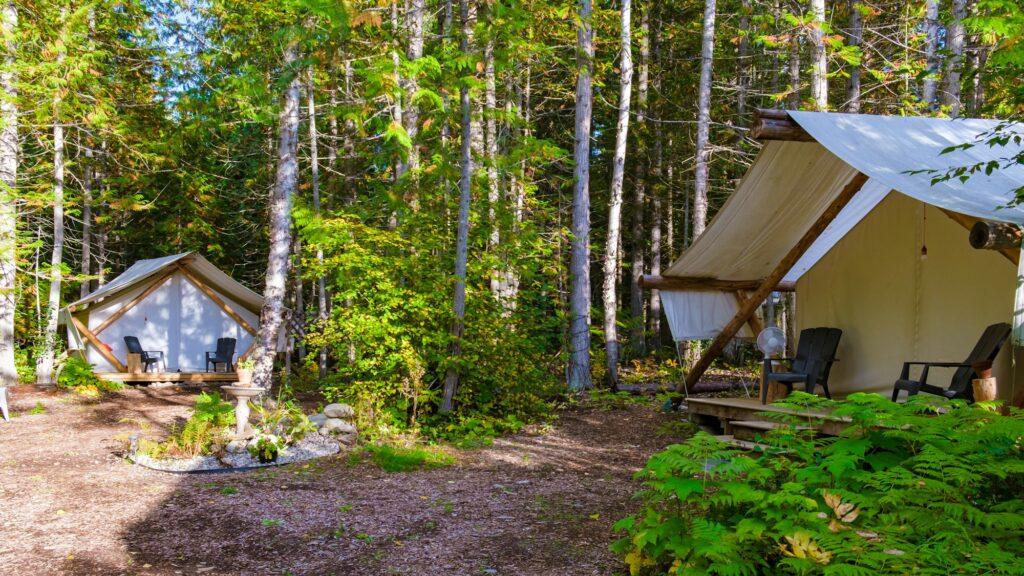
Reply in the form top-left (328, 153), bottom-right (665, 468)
top-left (614, 393), bottom-right (1024, 575)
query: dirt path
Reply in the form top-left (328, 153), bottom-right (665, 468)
top-left (0, 386), bottom-right (687, 575)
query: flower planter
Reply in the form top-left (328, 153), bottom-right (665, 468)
top-left (235, 367), bottom-right (253, 385)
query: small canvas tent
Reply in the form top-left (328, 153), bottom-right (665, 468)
top-left (62, 253), bottom-right (270, 376)
top-left (652, 111), bottom-right (1024, 403)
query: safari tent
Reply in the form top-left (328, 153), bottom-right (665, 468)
top-left (647, 110), bottom-right (1024, 404)
top-left (61, 252), bottom-right (272, 383)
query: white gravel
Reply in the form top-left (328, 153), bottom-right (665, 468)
top-left (130, 434), bottom-right (342, 473)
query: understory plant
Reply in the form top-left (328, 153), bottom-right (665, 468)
top-left (149, 391), bottom-right (236, 458)
top-left (613, 393), bottom-right (1024, 575)
top-left (57, 355), bottom-right (123, 394)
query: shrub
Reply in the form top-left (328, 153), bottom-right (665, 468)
top-left (57, 355), bottom-right (123, 394)
top-left (158, 391), bottom-right (235, 457)
top-left (613, 393), bottom-right (1024, 575)
top-left (365, 443), bottom-right (454, 472)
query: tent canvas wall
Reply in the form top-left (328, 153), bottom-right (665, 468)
top-left (62, 253), bottom-right (268, 373)
top-left (656, 111), bottom-right (1024, 402)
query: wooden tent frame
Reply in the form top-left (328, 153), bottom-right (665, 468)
top-left (72, 259), bottom-right (260, 372)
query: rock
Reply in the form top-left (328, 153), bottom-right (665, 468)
top-left (308, 414), bottom-right (328, 428)
top-left (323, 403), bottom-right (355, 419)
top-left (337, 433), bottom-right (357, 445)
top-left (321, 418), bottom-right (356, 435)
top-left (225, 440), bottom-right (248, 454)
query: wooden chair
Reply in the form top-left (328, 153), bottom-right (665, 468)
top-left (891, 322), bottom-right (1011, 402)
top-left (123, 336), bottom-right (164, 372)
top-left (205, 337), bottom-right (237, 372)
top-left (762, 327), bottom-right (842, 404)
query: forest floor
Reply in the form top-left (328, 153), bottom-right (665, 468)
top-left (0, 384), bottom-right (698, 576)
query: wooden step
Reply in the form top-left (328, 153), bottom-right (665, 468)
top-left (714, 434), bottom-right (788, 453)
top-left (686, 396), bottom-right (850, 436)
top-left (726, 419), bottom-right (816, 442)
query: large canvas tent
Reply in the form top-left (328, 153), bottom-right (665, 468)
top-left (653, 111), bottom-right (1024, 402)
top-left (61, 253), bottom-right (272, 375)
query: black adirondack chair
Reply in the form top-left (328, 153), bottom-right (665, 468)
top-left (205, 337), bottom-right (237, 372)
top-left (761, 327), bottom-right (842, 404)
top-left (123, 336), bottom-right (164, 372)
top-left (891, 322), bottom-right (1011, 402)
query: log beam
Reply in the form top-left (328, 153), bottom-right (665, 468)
top-left (969, 219), bottom-right (1022, 251)
top-left (92, 269), bottom-right (177, 335)
top-left (177, 264), bottom-right (258, 336)
top-left (680, 172), bottom-right (870, 393)
top-left (734, 292), bottom-right (764, 337)
top-left (71, 316), bottom-right (127, 372)
top-left (750, 109), bottom-right (815, 142)
top-left (940, 209), bottom-right (1019, 265)
top-left (639, 275), bottom-right (796, 292)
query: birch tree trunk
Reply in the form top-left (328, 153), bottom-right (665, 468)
top-left (567, 0), bottom-right (593, 391)
top-left (307, 66), bottom-right (328, 377)
top-left (846, 0), bottom-right (862, 112)
top-left (693, 0), bottom-right (716, 239)
top-left (0, 2), bottom-right (17, 389)
top-left (441, 0), bottom-right (475, 413)
top-left (737, 0), bottom-right (750, 119)
top-left (788, 34), bottom-right (801, 108)
top-left (482, 9), bottom-right (507, 310)
top-left (80, 148), bottom-right (92, 298)
top-left (36, 21), bottom-right (67, 387)
top-left (945, 0), bottom-right (966, 114)
top-left (602, 0), bottom-right (631, 387)
top-left (253, 41), bottom-right (301, 390)
top-left (398, 0), bottom-right (424, 185)
top-left (922, 0), bottom-right (939, 106)
top-left (629, 3), bottom-right (649, 358)
top-left (809, 0), bottom-right (828, 110)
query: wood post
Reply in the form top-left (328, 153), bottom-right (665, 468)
top-left (177, 264), bottom-right (257, 335)
top-left (639, 274), bottom-right (796, 292)
top-left (733, 291), bottom-right (764, 336)
top-left (969, 220), bottom-right (1022, 250)
top-left (71, 315), bottom-right (126, 372)
top-left (680, 172), bottom-right (869, 393)
top-left (92, 268), bottom-right (177, 335)
top-left (940, 209), bottom-right (1019, 265)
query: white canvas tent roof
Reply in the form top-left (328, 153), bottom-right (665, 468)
top-left (66, 252), bottom-right (264, 314)
top-left (661, 112), bottom-right (1024, 342)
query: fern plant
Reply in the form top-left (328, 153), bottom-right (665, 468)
top-left (613, 393), bottom-right (1024, 575)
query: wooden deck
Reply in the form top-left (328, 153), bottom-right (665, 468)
top-left (685, 396), bottom-right (851, 438)
top-left (96, 372), bottom-right (238, 384)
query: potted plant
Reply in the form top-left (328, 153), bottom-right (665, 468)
top-left (248, 433), bottom-right (283, 463)
top-left (235, 359), bottom-right (255, 385)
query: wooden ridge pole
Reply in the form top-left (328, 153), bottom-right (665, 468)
top-left (679, 172), bottom-right (869, 393)
top-left (639, 275), bottom-right (796, 292)
top-left (940, 209), bottom-right (1019, 265)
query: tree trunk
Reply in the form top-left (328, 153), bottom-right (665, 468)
top-left (567, 0), bottom-right (593, 391)
top-left (0, 2), bottom-right (17, 389)
top-left (969, 44), bottom-right (988, 115)
top-left (253, 41), bottom-right (301, 390)
top-left (307, 66), bottom-right (328, 377)
top-left (737, 0), bottom-right (750, 119)
top-left (37, 20), bottom-right (67, 387)
top-left (602, 0), bottom-right (632, 388)
top-left (788, 33), bottom-right (800, 108)
top-left (648, 184), bottom-right (662, 351)
top-left (398, 0), bottom-right (424, 185)
top-left (945, 0), bottom-right (966, 114)
top-left (922, 0), bottom-right (939, 106)
top-left (846, 0), bottom-right (862, 112)
top-left (441, 0), bottom-right (475, 413)
top-left (693, 0), bottom-right (716, 239)
top-left (80, 148), bottom-right (92, 298)
top-left (809, 0), bottom-right (827, 110)
top-left (629, 3), bottom-right (649, 358)
top-left (482, 8), bottom-right (507, 310)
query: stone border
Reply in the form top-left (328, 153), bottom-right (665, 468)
top-left (129, 434), bottom-right (342, 473)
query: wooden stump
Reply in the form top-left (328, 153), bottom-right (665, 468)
top-left (126, 353), bottom-right (143, 374)
top-left (760, 359), bottom-right (790, 404)
top-left (971, 361), bottom-right (996, 402)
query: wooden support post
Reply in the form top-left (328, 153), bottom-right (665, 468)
top-left (71, 316), bottom-right (127, 372)
top-left (640, 275), bottom-right (796, 292)
top-left (734, 291), bottom-right (764, 336)
top-left (177, 264), bottom-right (258, 335)
top-left (680, 173), bottom-right (869, 393)
top-left (969, 220), bottom-right (1022, 250)
top-left (92, 269), bottom-right (178, 335)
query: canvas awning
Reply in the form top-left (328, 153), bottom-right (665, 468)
top-left (662, 112), bottom-right (1024, 341)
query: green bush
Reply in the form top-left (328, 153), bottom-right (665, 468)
top-left (57, 355), bottom-right (123, 393)
top-left (157, 391), bottom-right (236, 457)
top-left (365, 443), bottom-right (455, 472)
top-left (613, 393), bottom-right (1024, 575)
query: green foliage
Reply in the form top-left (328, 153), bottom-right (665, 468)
top-left (251, 398), bottom-right (317, 445)
top-left (57, 355), bottom-right (123, 394)
top-left (152, 392), bottom-right (236, 458)
top-left (423, 413), bottom-right (525, 449)
top-left (614, 393), bottom-right (1024, 575)
top-left (364, 443), bottom-right (455, 473)
top-left (248, 433), bottom-right (283, 462)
